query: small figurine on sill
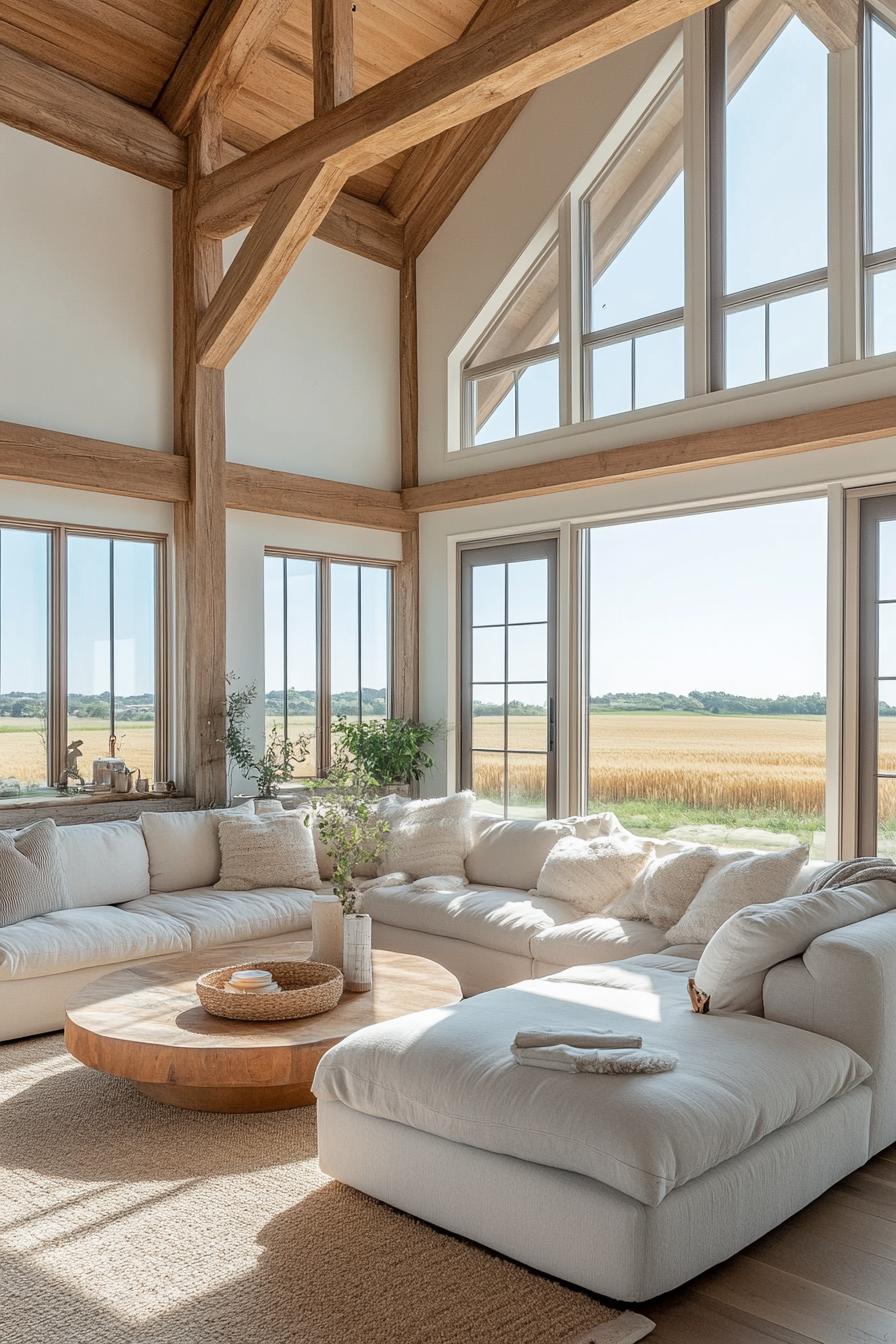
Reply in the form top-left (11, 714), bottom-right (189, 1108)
top-left (57, 739), bottom-right (85, 793)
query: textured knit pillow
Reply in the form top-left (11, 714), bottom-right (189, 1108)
top-left (605, 845), bottom-right (719, 927)
top-left (0, 820), bottom-right (68, 927)
top-left (378, 792), bottom-right (474, 880)
top-left (534, 833), bottom-right (654, 915)
top-left (666, 845), bottom-right (809, 946)
top-left (215, 813), bottom-right (321, 891)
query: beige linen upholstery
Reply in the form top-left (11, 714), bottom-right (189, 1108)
top-left (121, 887), bottom-right (314, 949)
top-left (141, 803), bottom-right (254, 893)
top-left (318, 1086), bottom-right (870, 1302)
top-left (58, 819), bottom-right (150, 907)
top-left (215, 812), bottom-right (320, 891)
top-left (373, 921), bottom-right (533, 997)
top-left (313, 955), bottom-right (870, 1207)
top-left (531, 915), bottom-right (668, 973)
top-left (0, 904), bottom-right (190, 980)
top-left (764, 908), bottom-right (896, 1154)
top-left (465, 817), bottom-right (574, 891)
top-left (361, 884), bottom-right (576, 959)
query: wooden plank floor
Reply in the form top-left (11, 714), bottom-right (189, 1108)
top-left (645, 1146), bottom-right (896, 1342)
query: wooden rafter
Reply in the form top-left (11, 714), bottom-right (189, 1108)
top-left (198, 160), bottom-right (347, 367)
top-left (196, 0), bottom-right (720, 238)
top-left (312, 0), bottom-right (354, 116)
top-left (403, 397), bottom-right (896, 512)
top-left (788, 0), bottom-right (859, 49)
top-left (155, 0), bottom-right (294, 136)
top-left (0, 42), bottom-right (186, 188)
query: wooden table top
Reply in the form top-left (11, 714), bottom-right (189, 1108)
top-left (64, 939), bottom-right (462, 1089)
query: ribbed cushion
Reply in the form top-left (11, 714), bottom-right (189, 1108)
top-left (0, 821), bottom-right (68, 927)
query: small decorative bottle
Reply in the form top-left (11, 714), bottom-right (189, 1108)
top-left (311, 894), bottom-right (344, 969)
top-left (342, 912), bottom-right (373, 993)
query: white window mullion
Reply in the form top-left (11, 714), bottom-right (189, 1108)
top-left (828, 40), bottom-right (863, 366)
top-left (684, 11), bottom-right (710, 398)
top-left (558, 194), bottom-right (581, 427)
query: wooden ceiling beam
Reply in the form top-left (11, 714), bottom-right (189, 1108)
top-left (198, 160), bottom-right (347, 367)
top-left (0, 42), bottom-right (186, 188)
top-left (788, 0), bottom-right (859, 49)
top-left (0, 421), bottom-right (190, 502)
top-left (313, 0), bottom-right (354, 116)
top-left (403, 397), bottom-right (896, 512)
top-left (155, 0), bottom-right (294, 136)
top-left (196, 0), bottom-right (719, 237)
top-left (225, 461), bottom-right (413, 530)
top-left (316, 190), bottom-right (403, 267)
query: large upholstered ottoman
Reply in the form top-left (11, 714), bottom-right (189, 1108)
top-left (313, 955), bottom-right (873, 1301)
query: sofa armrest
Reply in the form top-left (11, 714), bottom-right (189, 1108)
top-left (763, 909), bottom-right (896, 1154)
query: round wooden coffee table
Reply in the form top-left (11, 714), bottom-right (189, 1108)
top-left (64, 939), bottom-right (461, 1113)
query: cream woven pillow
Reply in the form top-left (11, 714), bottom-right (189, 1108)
top-left (534, 833), bottom-right (654, 915)
top-left (215, 813), bottom-right (321, 891)
top-left (377, 792), bottom-right (474, 880)
top-left (666, 845), bottom-right (809, 946)
top-left (0, 820), bottom-right (68, 927)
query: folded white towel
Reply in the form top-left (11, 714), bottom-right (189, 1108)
top-left (511, 1043), bottom-right (678, 1075)
top-left (513, 1029), bottom-right (643, 1051)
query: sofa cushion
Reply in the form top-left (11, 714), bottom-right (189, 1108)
top-left (0, 904), bottom-right (190, 981)
top-left (121, 886), bottom-right (314, 949)
top-left (313, 955), bottom-right (871, 1207)
top-left (534, 834), bottom-right (654, 914)
top-left (141, 803), bottom-right (254, 893)
top-left (361, 883), bottom-right (576, 958)
top-left (531, 915), bottom-right (669, 969)
top-left (666, 845), bottom-right (810, 945)
top-left (0, 820), bottom-right (69, 927)
top-left (58, 819), bottom-right (150, 908)
top-left (465, 818), bottom-right (575, 891)
top-left (216, 812), bottom-right (320, 891)
top-left (378, 792), bottom-right (474, 880)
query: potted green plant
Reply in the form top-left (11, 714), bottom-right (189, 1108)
top-left (304, 750), bottom-right (390, 990)
top-left (331, 717), bottom-right (438, 793)
top-left (224, 676), bottom-right (310, 801)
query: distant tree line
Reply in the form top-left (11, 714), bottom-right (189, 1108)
top-left (265, 688), bottom-right (388, 717)
top-left (473, 689), bottom-right (896, 716)
top-left (0, 692), bottom-right (155, 720)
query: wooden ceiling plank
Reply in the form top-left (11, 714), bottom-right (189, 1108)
top-left (0, 41), bottom-right (187, 187)
top-left (196, 0), bottom-right (720, 237)
top-left (155, 0), bottom-right (294, 135)
top-left (788, 0), bottom-right (859, 49)
top-left (312, 0), bottom-right (354, 115)
top-left (197, 159), bottom-right (348, 367)
top-left (402, 397), bottom-right (896, 513)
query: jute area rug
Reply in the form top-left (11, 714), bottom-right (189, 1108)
top-left (1, 1035), bottom-right (653, 1344)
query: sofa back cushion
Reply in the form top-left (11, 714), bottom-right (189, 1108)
top-left (0, 820), bottom-right (68, 927)
top-left (142, 803), bottom-right (254, 893)
top-left (465, 817), bottom-right (574, 891)
top-left (378, 792), bottom-right (474, 880)
top-left (695, 877), bottom-right (896, 1015)
top-left (58, 819), bottom-right (150, 908)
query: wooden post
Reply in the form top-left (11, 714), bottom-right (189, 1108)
top-left (312, 0), bottom-right (354, 116)
top-left (394, 252), bottom-right (420, 723)
top-left (173, 96), bottom-right (228, 805)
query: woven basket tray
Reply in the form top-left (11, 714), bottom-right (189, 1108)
top-left (196, 960), bottom-right (343, 1021)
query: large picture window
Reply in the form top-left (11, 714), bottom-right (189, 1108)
top-left (583, 498), bottom-right (828, 850)
top-left (0, 521), bottom-right (166, 799)
top-left (264, 551), bottom-right (393, 778)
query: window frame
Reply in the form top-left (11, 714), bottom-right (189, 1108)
top-left (0, 516), bottom-right (169, 796)
top-left (862, 4), bottom-right (896, 356)
top-left (263, 547), bottom-right (395, 778)
top-left (856, 491), bottom-right (896, 853)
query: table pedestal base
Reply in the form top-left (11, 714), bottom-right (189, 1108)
top-left (136, 1080), bottom-right (315, 1112)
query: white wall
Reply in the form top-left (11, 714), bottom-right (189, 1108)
top-left (0, 124), bottom-right (172, 452)
top-left (226, 510), bottom-right (402, 794)
top-left (224, 234), bottom-right (400, 489)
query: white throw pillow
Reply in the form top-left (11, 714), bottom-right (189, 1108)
top-left (606, 845), bottom-right (718, 928)
top-left (465, 817), bottom-right (574, 890)
top-left (534, 833), bottom-right (654, 915)
top-left (142, 802), bottom-right (254, 893)
top-left (666, 845), bottom-right (809, 946)
top-left (378, 792), bottom-right (474, 880)
top-left (693, 878), bottom-right (896, 1014)
top-left (58, 819), bottom-right (150, 908)
top-left (0, 820), bottom-right (68, 927)
top-left (215, 812), bottom-right (321, 891)
top-left (565, 812), bottom-right (627, 840)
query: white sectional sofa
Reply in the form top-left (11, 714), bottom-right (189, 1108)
top-left (0, 805), bottom-right (828, 1041)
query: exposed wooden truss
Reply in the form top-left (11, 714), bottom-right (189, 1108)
top-left (403, 397), bottom-right (896, 512)
top-left (154, 0), bottom-right (293, 135)
top-left (196, 0), bottom-right (719, 238)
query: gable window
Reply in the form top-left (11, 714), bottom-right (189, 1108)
top-left (714, 0), bottom-right (830, 388)
top-left (0, 521), bottom-right (166, 799)
top-left (584, 66), bottom-right (685, 418)
top-left (462, 240), bottom-right (560, 447)
top-left (864, 9), bottom-right (896, 357)
top-left (264, 551), bottom-right (393, 778)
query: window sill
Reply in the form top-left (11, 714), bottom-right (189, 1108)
top-left (0, 793), bottom-right (197, 828)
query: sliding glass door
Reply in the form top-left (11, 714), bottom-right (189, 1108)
top-left (859, 495), bottom-right (896, 855)
top-left (459, 538), bottom-right (558, 818)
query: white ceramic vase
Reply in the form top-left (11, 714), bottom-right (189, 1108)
top-left (311, 894), bottom-right (344, 969)
top-left (342, 912), bottom-right (373, 993)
